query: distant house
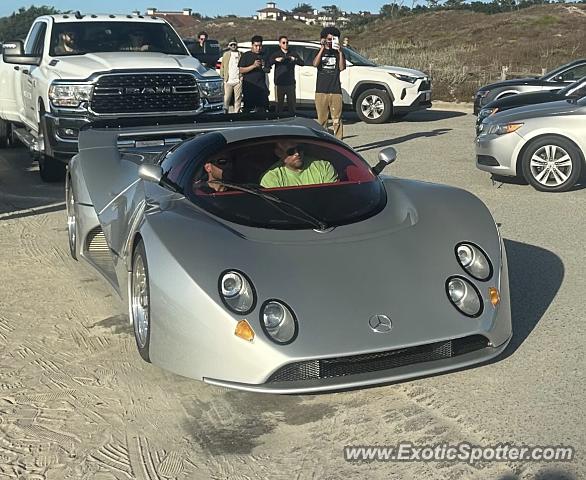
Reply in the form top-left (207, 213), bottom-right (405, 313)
top-left (145, 7), bottom-right (200, 29)
top-left (255, 2), bottom-right (289, 21)
top-left (146, 7), bottom-right (193, 16)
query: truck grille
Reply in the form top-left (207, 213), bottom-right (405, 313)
top-left (91, 72), bottom-right (200, 115)
top-left (267, 335), bottom-right (489, 383)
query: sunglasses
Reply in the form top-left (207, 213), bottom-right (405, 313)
top-left (280, 41), bottom-right (288, 44)
top-left (286, 146), bottom-right (303, 156)
top-left (229, 43), bottom-right (237, 47)
top-left (212, 158), bottom-right (230, 167)
top-left (199, 37), bottom-right (207, 40)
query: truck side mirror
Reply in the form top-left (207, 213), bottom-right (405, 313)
top-left (372, 147), bottom-right (397, 175)
top-left (2, 40), bottom-right (41, 66)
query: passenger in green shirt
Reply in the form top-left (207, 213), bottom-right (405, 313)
top-left (260, 142), bottom-right (339, 188)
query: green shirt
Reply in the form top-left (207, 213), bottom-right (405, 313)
top-left (260, 159), bottom-right (338, 188)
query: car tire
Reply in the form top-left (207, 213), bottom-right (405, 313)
top-left (131, 240), bottom-right (151, 363)
top-left (0, 119), bottom-right (10, 148)
top-left (66, 178), bottom-right (78, 260)
top-left (521, 136), bottom-right (582, 192)
top-left (38, 120), bottom-right (66, 182)
top-left (355, 89), bottom-right (393, 124)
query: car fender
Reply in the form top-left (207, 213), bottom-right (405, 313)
top-left (351, 80), bottom-right (395, 103)
top-left (514, 125), bottom-right (586, 169)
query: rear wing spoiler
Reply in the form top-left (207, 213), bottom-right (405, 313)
top-left (78, 113), bottom-right (322, 152)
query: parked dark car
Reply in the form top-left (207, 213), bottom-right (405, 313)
top-left (476, 76), bottom-right (586, 132)
top-left (473, 59), bottom-right (586, 114)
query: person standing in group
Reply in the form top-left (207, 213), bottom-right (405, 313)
top-left (312, 27), bottom-right (346, 140)
top-left (220, 38), bottom-right (242, 113)
top-left (238, 35), bottom-right (269, 113)
top-left (268, 35), bottom-right (304, 115)
top-left (193, 31), bottom-right (208, 55)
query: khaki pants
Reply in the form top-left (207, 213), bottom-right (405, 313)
top-left (276, 84), bottom-right (296, 115)
top-left (224, 81), bottom-right (242, 113)
top-left (315, 92), bottom-right (343, 140)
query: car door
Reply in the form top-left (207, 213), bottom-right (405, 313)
top-left (20, 21), bottom-right (46, 129)
top-left (297, 46), bottom-right (318, 103)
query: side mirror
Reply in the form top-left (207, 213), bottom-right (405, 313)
top-left (2, 40), bottom-right (41, 66)
top-left (372, 147), bottom-right (397, 175)
top-left (138, 164), bottom-right (163, 184)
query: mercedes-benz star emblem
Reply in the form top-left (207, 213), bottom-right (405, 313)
top-left (368, 314), bottom-right (392, 333)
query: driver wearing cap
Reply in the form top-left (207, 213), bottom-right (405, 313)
top-left (260, 141), bottom-right (338, 188)
top-left (194, 155), bottom-right (234, 194)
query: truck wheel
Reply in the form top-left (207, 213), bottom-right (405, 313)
top-left (0, 119), bottom-right (10, 148)
top-left (38, 120), bottom-right (66, 182)
top-left (355, 89), bottom-right (393, 124)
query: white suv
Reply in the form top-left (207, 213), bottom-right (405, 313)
top-left (234, 40), bottom-right (432, 123)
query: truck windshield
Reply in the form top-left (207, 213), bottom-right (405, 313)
top-left (50, 22), bottom-right (188, 56)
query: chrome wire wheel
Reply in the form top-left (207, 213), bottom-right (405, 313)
top-left (360, 94), bottom-right (385, 120)
top-left (66, 184), bottom-right (77, 259)
top-left (529, 144), bottom-right (573, 188)
top-left (132, 253), bottom-right (150, 349)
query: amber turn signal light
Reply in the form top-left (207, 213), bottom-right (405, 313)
top-left (235, 320), bottom-right (255, 342)
top-left (489, 287), bottom-right (500, 307)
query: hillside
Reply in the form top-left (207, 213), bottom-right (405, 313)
top-left (177, 5), bottom-right (586, 101)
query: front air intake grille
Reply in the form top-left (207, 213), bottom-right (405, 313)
top-left (267, 335), bottom-right (489, 383)
top-left (418, 80), bottom-right (431, 91)
top-left (91, 72), bottom-right (200, 114)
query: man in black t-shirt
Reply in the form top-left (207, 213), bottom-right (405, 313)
top-left (268, 35), bottom-right (304, 115)
top-left (238, 35), bottom-right (269, 113)
top-left (312, 27), bottom-right (346, 140)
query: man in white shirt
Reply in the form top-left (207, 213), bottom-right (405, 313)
top-left (219, 38), bottom-right (243, 113)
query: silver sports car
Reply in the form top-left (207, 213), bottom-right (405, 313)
top-left (476, 96), bottom-right (586, 192)
top-left (67, 115), bottom-right (512, 393)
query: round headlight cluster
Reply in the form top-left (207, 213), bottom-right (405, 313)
top-left (455, 243), bottom-right (492, 281)
top-left (446, 276), bottom-right (483, 317)
top-left (260, 300), bottom-right (297, 344)
top-left (219, 270), bottom-right (256, 314)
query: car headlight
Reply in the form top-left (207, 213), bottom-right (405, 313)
top-left (260, 300), bottom-right (298, 344)
top-left (198, 80), bottom-right (223, 98)
top-left (389, 73), bottom-right (418, 84)
top-left (49, 83), bottom-right (93, 107)
top-left (446, 276), bottom-right (483, 317)
top-left (219, 270), bottom-right (256, 314)
top-left (455, 243), bottom-right (493, 280)
top-left (478, 107), bottom-right (498, 122)
top-left (484, 122), bottom-right (523, 135)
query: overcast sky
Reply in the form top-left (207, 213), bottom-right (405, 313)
top-left (0, 1), bottom-right (392, 18)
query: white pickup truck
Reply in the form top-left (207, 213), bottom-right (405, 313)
top-left (0, 12), bottom-right (224, 181)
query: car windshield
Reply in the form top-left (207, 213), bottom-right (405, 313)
top-left (160, 133), bottom-right (386, 229)
top-left (558, 76), bottom-right (586, 97)
top-left (50, 22), bottom-right (188, 56)
top-left (342, 47), bottom-right (377, 67)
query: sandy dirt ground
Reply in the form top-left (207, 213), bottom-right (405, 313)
top-left (0, 107), bottom-right (584, 480)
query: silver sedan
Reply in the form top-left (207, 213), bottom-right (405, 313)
top-left (475, 96), bottom-right (586, 192)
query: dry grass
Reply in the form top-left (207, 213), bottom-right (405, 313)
top-left (353, 5), bottom-right (586, 101)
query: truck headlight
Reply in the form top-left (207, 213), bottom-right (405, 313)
top-left (198, 80), bottom-right (223, 98)
top-left (49, 83), bottom-right (93, 107)
top-left (389, 73), bottom-right (418, 84)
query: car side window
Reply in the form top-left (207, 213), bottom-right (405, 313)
top-left (24, 22), bottom-right (44, 55)
top-left (558, 64), bottom-right (586, 82)
top-left (301, 47), bottom-right (318, 65)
